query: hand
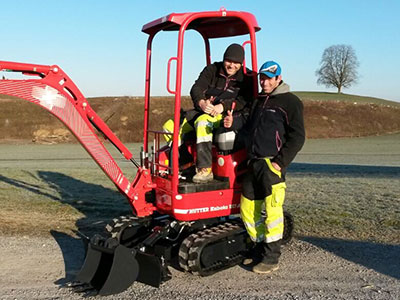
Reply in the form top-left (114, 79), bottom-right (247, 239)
top-left (204, 102), bottom-right (215, 114)
top-left (198, 99), bottom-right (211, 112)
top-left (209, 103), bottom-right (224, 117)
top-left (224, 110), bottom-right (233, 128)
top-left (271, 162), bottom-right (281, 171)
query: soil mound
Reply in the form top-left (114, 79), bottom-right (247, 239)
top-left (1, 94), bottom-right (399, 143)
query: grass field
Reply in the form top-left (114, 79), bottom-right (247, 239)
top-left (289, 134), bottom-right (400, 243)
top-left (293, 91), bottom-right (400, 107)
top-left (0, 134), bottom-right (399, 244)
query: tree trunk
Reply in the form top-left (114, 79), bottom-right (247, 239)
top-left (337, 86), bottom-right (342, 93)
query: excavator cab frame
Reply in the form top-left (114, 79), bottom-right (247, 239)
top-left (141, 8), bottom-right (260, 221)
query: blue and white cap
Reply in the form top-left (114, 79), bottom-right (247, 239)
top-left (259, 61), bottom-right (281, 78)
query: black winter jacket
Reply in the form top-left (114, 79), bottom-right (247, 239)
top-left (190, 62), bottom-right (255, 113)
top-left (232, 82), bottom-right (305, 169)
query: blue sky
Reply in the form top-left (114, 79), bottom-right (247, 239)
top-left (1, 0), bottom-right (399, 102)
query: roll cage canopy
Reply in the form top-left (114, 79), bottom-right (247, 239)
top-left (140, 9), bottom-right (261, 193)
top-left (142, 9), bottom-right (260, 38)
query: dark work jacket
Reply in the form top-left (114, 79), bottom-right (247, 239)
top-left (231, 82), bottom-right (305, 169)
top-left (190, 62), bottom-right (255, 113)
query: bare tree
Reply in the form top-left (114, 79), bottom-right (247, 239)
top-left (316, 45), bottom-right (359, 93)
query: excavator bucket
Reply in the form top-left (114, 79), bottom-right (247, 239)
top-left (72, 236), bottom-right (164, 295)
top-left (135, 251), bottom-right (164, 287)
top-left (74, 243), bottom-right (139, 296)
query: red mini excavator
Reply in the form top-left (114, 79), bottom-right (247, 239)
top-left (0, 8), bottom-right (293, 296)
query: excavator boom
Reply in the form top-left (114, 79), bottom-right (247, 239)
top-left (0, 60), bottom-right (156, 216)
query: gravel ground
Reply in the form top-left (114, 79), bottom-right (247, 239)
top-left (0, 234), bottom-right (399, 300)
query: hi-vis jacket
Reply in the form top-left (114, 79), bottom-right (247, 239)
top-left (231, 81), bottom-right (305, 169)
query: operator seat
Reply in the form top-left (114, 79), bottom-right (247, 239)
top-left (214, 130), bottom-right (237, 151)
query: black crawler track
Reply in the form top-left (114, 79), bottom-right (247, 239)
top-left (104, 215), bottom-right (153, 247)
top-left (179, 222), bottom-right (249, 276)
top-left (104, 213), bottom-right (293, 277)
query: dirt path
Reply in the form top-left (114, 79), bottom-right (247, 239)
top-left (1, 234), bottom-right (399, 300)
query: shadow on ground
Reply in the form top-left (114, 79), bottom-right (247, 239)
top-left (289, 162), bottom-right (400, 178)
top-left (39, 171), bottom-right (132, 284)
top-left (301, 236), bottom-right (400, 280)
top-left (50, 230), bottom-right (86, 284)
top-left (2, 165), bottom-right (399, 285)
top-left (0, 171), bottom-right (131, 284)
top-left (0, 173), bottom-right (60, 200)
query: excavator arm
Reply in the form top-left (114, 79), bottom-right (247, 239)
top-left (0, 60), bottom-right (156, 216)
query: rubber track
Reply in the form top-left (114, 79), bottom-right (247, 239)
top-left (179, 222), bottom-right (246, 276)
top-left (104, 215), bottom-right (141, 240)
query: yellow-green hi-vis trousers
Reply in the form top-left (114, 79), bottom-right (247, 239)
top-left (240, 158), bottom-right (286, 243)
top-left (194, 113), bottom-right (224, 144)
top-left (162, 118), bottom-right (194, 146)
top-left (162, 113), bottom-right (223, 168)
top-left (162, 113), bottom-right (223, 145)
top-left (194, 113), bottom-right (223, 168)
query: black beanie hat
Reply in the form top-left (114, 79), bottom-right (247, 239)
top-left (223, 43), bottom-right (244, 63)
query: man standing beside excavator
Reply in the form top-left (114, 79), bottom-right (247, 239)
top-left (224, 60), bottom-right (305, 274)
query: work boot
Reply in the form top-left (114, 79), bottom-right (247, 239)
top-left (192, 167), bottom-right (213, 183)
top-left (242, 243), bottom-right (264, 266)
top-left (242, 257), bottom-right (257, 266)
top-left (252, 262), bottom-right (279, 274)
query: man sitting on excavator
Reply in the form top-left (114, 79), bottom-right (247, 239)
top-left (187, 43), bottom-right (255, 183)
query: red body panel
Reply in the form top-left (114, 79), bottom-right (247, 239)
top-left (213, 148), bottom-right (247, 188)
top-left (171, 189), bottom-right (241, 221)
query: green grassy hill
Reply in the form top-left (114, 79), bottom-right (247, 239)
top-left (294, 91), bottom-right (400, 107)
